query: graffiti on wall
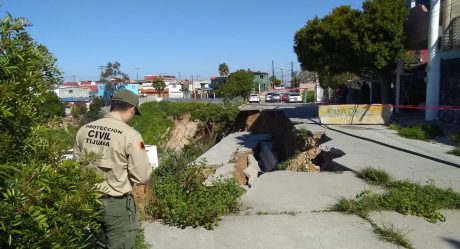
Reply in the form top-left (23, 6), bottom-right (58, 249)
top-left (319, 104), bottom-right (392, 124)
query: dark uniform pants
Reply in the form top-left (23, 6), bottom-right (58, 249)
top-left (96, 195), bottom-right (138, 249)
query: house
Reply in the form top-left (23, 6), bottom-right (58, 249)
top-left (78, 81), bottom-right (99, 97)
top-left (192, 80), bottom-right (212, 98)
top-left (210, 76), bottom-right (228, 90)
top-left (54, 86), bottom-right (90, 115)
top-left (400, 0), bottom-right (460, 123)
top-left (97, 83), bottom-right (139, 98)
top-left (250, 71), bottom-right (270, 92)
top-left (168, 81), bottom-right (184, 98)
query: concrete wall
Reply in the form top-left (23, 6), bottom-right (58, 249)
top-left (319, 104), bottom-right (392, 125)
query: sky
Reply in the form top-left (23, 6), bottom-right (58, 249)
top-left (1, 0), bottom-right (363, 82)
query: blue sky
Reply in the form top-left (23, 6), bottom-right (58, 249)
top-left (1, 0), bottom-right (363, 82)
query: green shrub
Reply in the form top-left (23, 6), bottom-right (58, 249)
top-left (306, 90), bottom-right (315, 102)
top-left (394, 123), bottom-right (443, 141)
top-left (0, 158), bottom-right (103, 248)
top-left (356, 167), bottom-right (392, 185)
top-left (0, 13), bottom-right (104, 248)
top-left (148, 151), bottom-right (244, 229)
top-left (71, 106), bottom-right (87, 119)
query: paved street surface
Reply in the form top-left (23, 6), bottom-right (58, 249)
top-left (144, 102), bottom-right (460, 249)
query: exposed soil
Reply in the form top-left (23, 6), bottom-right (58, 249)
top-left (233, 152), bottom-right (250, 185)
top-left (165, 113), bottom-right (199, 150)
top-left (287, 147), bottom-right (321, 172)
top-left (232, 110), bottom-right (344, 172)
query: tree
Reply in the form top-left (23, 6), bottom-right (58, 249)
top-left (269, 75), bottom-right (281, 88)
top-left (218, 70), bottom-right (253, 98)
top-left (218, 63), bottom-right (229, 77)
top-left (100, 61), bottom-right (129, 82)
top-left (37, 91), bottom-right (65, 121)
top-left (152, 77), bottom-right (166, 97)
top-left (81, 97), bottom-right (103, 124)
top-left (294, 0), bottom-right (408, 103)
top-left (100, 61), bottom-right (130, 104)
top-left (318, 72), bottom-right (354, 89)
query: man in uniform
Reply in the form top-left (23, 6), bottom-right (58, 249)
top-left (74, 90), bottom-right (152, 249)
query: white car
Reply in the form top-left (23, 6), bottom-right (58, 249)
top-left (248, 94), bottom-right (260, 103)
top-left (287, 93), bottom-right (302, 103)
top-left (265, 93), bottom-right (273, 102)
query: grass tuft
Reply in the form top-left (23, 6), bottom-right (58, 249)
top-left (334, 167), bottom-right (460, 223)
top-left (390, 123), bottom-right (443, 141)
top-left (448, 133), bottom-right (460, 157)
top-left (448, 146), bottom-right (460, 156)
top-left (371, 222), bottom-right (414, 249)
top-left (356, 167), bottom-right (392, 185)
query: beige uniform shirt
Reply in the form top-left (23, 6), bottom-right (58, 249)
top-left (74, 112), bottom-right (152, 197)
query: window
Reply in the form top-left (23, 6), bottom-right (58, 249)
top-left (68, 90), bottom-right (73, 93)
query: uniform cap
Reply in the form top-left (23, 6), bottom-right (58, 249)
top-left (112, 90), bottom-right (141, 116)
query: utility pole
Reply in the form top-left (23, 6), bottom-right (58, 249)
top-left (72, 75), bottom-right (76, 82)
top-left (280, 67), bottom-right (285, 87)
top-left (134, 67), bottom-right (141, 81)
top-left (271, 60), bottom-right (275, 78)
top-left (425, 0), bottom-right (441, 121)
top-left (290, 62), bottom-right (294, 88)
top-left (98, 66), bottom-right (105, 81)
top-left (191, 75), bottom-right (194, 99)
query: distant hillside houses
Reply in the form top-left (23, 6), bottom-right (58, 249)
top-left (54, 75), bottom-right (215, 114)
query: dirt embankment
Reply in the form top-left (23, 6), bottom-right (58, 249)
top-left (165, 113), bottom-right (199, 150)
top-left (232, 110), bottom-right (341, 172)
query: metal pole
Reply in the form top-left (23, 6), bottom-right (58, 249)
top-left (425, 0), bottom-right (441, 121)
top-left (395, 60), bottom-right (404, 112)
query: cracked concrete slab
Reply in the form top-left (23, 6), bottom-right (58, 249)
top-left (241, 171), bottom-right (370, 213)
top-left (369, 210), bottom-right (460, 249)
top-left (143, 212), bottom-right (398, 249)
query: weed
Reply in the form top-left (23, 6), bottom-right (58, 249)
top-left (135, 228), bottom-right (151, 249)
top-left (388, 123), bottom-right (399, 131)
top-left (333, 167), bottom-right (460, 223)
top-left (331, 190), bottom-right (382, 219)
top-left (448, 133), bottom-right (460, 157)
top-left (356, 167), bottom-right (392, 185)
top-left (281, 211), bottom-right (297, 216)
top-left (297, 128), bottom-right (312, 140)
top-left (451, 133), bottom-right (460, 144)
top-left (392, 123), bottom-right (444, 141)
top-left (370, 221), bottom-right (414, 249)
top-left (448, 146), bottom-right (460, 156)
top-left (256, 211), bottom-right (270, 215)
top-left (276, 161), bottom-right (289, 170)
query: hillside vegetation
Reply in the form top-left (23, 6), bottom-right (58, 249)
top-left (130, 101), bottom-right (240, 149)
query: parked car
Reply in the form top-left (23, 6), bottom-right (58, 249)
top-left (248, 94), bottom-right (260, 103)
top-left (287, 92), bottom-right (302, 103)
top-left (271, 93), bottom-right (281, 102)
top-left (265, 92), bottom-right (273, 102)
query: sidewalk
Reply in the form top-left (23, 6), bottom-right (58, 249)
top-left (142, 109), bottom-right (460, 249)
